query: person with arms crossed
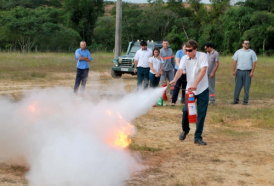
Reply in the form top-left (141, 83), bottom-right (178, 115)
top-left (170, 40), bottom-right (209, 145)
top-left (74, 41), bottom-right (92, 94)
top-left (171, 43), bottom-right (187, 106)
top-left (134, 40), bottom-right (152, 90)
top-left (231, 40), bottom-right (257, 105)
top-left (204, 43), bottom-right (219, 105)
top-left (160, 39), bottom-right (175, 95)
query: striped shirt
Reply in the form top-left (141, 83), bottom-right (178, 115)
top-left (160, 48), bottom-right (174, 71)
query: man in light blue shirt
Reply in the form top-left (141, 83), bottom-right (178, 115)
top-left (74, 41), bottom-right (92, 94)
top-left (171, 43), bottom-right (187, 106)
top-left (231, 40), bottom-right (257, 105)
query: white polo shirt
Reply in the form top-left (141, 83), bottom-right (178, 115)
top-left (134, 48), bottom-right (152, 68)
top-left (148, 56), bottom-right (164, 74)
top-left (179, 51), bottom-right (208, 95)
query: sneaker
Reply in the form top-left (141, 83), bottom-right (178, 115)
top-left (179, 131), bottom-right (188, 140)
top-left (194, 139), bottom-right (207, 145)
top-left (243, 102), bottom-right (248, 105)
top-left (231, 101), bottom-right (239, 104)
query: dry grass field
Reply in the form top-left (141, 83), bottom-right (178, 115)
top-left (0, 52), bottom-right (274, 186)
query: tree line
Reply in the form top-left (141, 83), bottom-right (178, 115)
top-left (0, 0), bottom-right (273, 55)
top-left (0, 0), bottom-right (104, 52)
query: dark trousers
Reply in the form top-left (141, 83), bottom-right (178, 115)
top-left (74, 68), bottom-right (89, 93)
top-left (137, 67), bottom-right (150, 90)
top-left (149, 72), bottom-right (160, 88)
top-left (172, 69), bottom-right (187, 103)
top-left (182, 88), bottom-right (209, 140)
top-left (233, 70), bottom-right (252, 103)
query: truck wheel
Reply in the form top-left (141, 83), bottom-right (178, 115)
top-left (111, 69), bottom-right (122, 78)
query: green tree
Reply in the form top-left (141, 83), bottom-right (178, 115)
top-left (0, 0), bottom-right (61, 10)
top-left (0, 6), bottom-right (81, 52)
top-left (243, 11), bottom-right (274, 55)
top-left (94, 16), bottom-right (115, 51)
top-left (62, 0), bottom-right (104, 45)
top-left (236, 0), bottom-right (274, 13)
top-left (222, 7), bottom-right (254, 53)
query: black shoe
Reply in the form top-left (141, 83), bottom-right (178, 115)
top-left (243, 102), bottom-right (248, 105)
top-left (194, 139), bottom-right (207, 145)
top-left (179, 131), bottom-right (188, 140)
top-left (231, 101), bottom-right (239, 104)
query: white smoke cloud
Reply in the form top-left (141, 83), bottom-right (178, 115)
top-left (0, 86), bottom-right (165, 186)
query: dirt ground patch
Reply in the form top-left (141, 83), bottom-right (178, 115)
top-left (0, 73), bottom-right (273, 186)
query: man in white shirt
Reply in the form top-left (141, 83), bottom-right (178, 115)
top-left (134, 41), bottom-right (152, 90)
top-left (170, 40), bottom-right (209, 145)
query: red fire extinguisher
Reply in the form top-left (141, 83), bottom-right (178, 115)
top-left (186, 89), bottom-right (198, 123)
top-left (162, 81), bottom-right (168, 101)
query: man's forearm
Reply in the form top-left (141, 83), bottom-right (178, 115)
top-left (251, 62), bottom-right (256, 73)
top-left (79, 56), bottom-right (87, 60)
top-left (134, 60), bottom-right (138, 69)
top-left (233, 60), bottom-right (237, 71)
top-left (175, 58), bottom-right (180, 68)
top-left (213, 62), bottom-right (219, 73)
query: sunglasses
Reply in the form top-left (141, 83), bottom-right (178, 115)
top-left (185, 49), bottom-right (194, 52)
top-left (244, 43), bottom-right (250, 45)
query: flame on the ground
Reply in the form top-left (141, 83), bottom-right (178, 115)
top-left (105, 110), bottom-right (134, 148)
top-left (26, 101), bottom-right (41, 122)
top-left (28, 101), bottom-right (38, 113)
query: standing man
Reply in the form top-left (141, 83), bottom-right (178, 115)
top-left (74, 41), bottom-right (92, 94)
top-left (160, 39), bottom-right (175, 94)
top-left (204, 43), bottom-right (219, 105)
top-left (231, 40), bottom-right (257, 105)
top-left (170, 40), bottom-right (209, 145)
top-left (171, 43), bottom-right (187, 106)
top-left (134, 40), bottom-right (152, 90)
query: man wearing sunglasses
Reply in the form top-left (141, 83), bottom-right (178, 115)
top-left (231, 40), bottom-right (257, 105)
top-left (204, 43), bottom-right (219, 105)
top-left (170, 40), bottom-right (209, 145)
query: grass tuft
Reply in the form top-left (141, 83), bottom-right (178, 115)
top-left (129, 143), bottom-right (162, 152)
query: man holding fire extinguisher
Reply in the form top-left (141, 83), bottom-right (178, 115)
top-left (170, 40), bottom-right (209, 145)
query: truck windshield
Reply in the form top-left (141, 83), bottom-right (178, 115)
top-left (128, 46), bottom-right (140, 56)
top-left (128, 45), bottom-right (154, 56)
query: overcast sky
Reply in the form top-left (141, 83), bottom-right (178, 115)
top-left (105, 0), bottom-right (242, 5)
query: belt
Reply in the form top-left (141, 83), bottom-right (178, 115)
top-left (237, 69), bottom-right (251, 71)
top-left (137, 67), bottom-right (150, 69)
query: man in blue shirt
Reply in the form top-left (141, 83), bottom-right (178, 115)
top-left (231, 40), bottom-right (257, 105)
top-left (74, 41), bottom-right (92, 94)
top-left (171, 43), bottom-right (187, 106)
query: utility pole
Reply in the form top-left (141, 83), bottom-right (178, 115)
top-left (114, 0), bottom-right (122, 58)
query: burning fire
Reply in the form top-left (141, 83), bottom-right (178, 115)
top-left (28, 101), bottom-right (38, 113)
top-left (105, 110), bottom-right (134, 148)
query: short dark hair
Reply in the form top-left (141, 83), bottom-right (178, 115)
top-left (163, 39), bottom-right (169, 43)
top-left (204, 42), bottom-right (213, 48)
top-left (140, 40), bottom-right (147, 46)
top-left (182, 42), bottom-right (187, 47)
top-left (185, 40), bottom-right (198, 49)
